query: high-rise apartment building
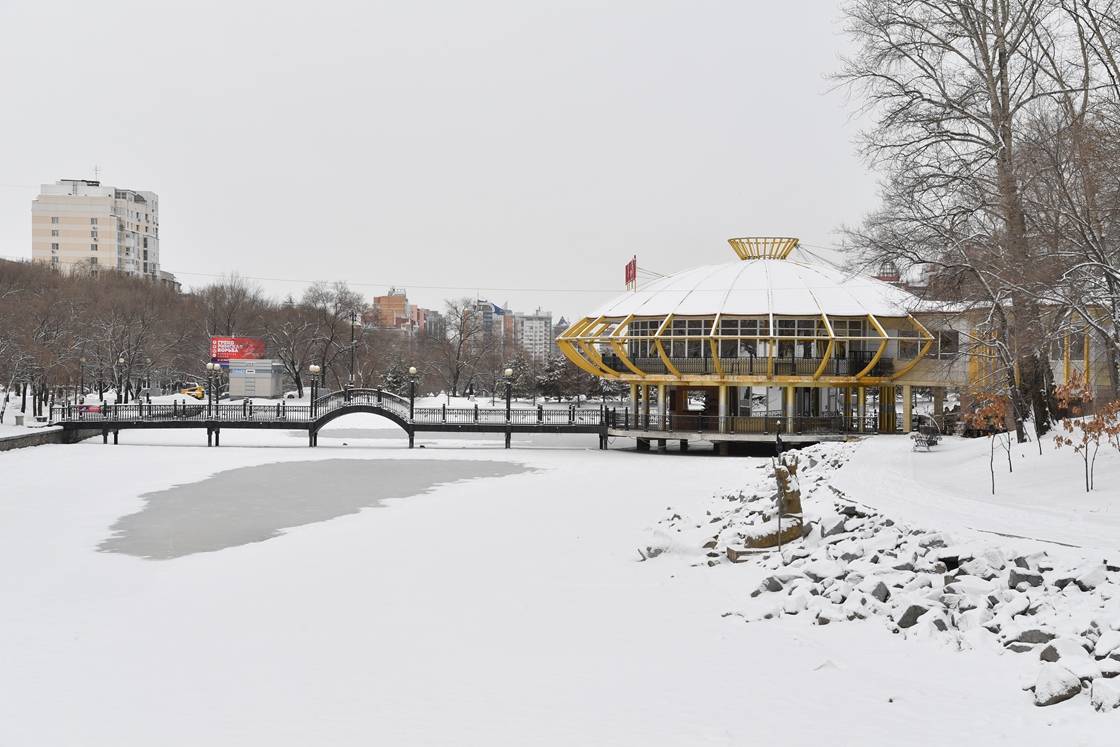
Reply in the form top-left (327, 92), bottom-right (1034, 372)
top-left (32, 178), bottom-right (165, 281)
top-left (471, 299), bottom-right (553, 360)
top-left (513, 307), bottom-right (553, 360)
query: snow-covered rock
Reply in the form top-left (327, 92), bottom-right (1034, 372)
top-left (820, 515), bottom-right (848, 538)
top-left (1090, 679), bottom-right (1120, 712)
top-left (1075, 563), bottom-right (1108, 592)
top-left (1008, 567), bottom-right (1043, 589)
top-left (1094, 629), bottom-right (1120, 659)
top-left (897, 604), bottom-right (929, 629)
top-left (1033, 664), bottom-right (1082, 706)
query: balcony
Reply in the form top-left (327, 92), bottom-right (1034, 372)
top-left (598, 351), bottom-right (894, 378)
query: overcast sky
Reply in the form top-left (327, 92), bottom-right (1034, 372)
top-left (0, 0), bottom-right (874, 321)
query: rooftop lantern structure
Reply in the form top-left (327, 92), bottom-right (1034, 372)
top-left (556, 236), bottom-right (938, 442)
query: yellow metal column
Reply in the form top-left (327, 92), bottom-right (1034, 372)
top-left (902, 384), bottom-right (912, 433)
top-left (1084, 334), bottom-right (1092, 387)
top-left (718, 384), bottom-right (728, 433)
top-left (629, 383), bottom-right (638, 427)
top-left (857, 387), bottom-right (866, 433)
top-left (1063, 333), bottom-right (1071, 384)
top-left (657, 383), bottom-right (667, 430)
top-left (785, 385), bottom-right (795, 434)
top-left (878, 385), bottom-right (896, 433)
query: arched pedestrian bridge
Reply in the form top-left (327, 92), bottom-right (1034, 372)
top-left (51, 388), bottom-right (610, 449)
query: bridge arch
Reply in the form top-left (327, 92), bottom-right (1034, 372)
top-left (309, 403), bottom-right (412, 442)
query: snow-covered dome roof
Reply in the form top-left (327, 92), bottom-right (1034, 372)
top-left (592, 257), bottom-right (919, 319)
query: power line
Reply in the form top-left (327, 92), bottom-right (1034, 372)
top-left (164, 268), bottom-right (624, 293)
top-left (0, 254), bottom-right (622, 294)
top-left (0, 240), bottom-right (860, 295)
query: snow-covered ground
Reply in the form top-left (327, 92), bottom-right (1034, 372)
top-left (0, 419), bottom-right (1116, 744)
top-left (833, 429), bottom-right (1120, 552)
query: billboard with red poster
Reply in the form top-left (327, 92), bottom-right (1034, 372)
top-left (210, 336), bottom-right (266, 362)
top-left (624, 256), bottom-right (638, 290)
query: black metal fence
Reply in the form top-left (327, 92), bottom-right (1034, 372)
top-left (50, 395), bottom-right (607, 428)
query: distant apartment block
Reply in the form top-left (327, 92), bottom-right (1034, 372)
top-left (472, 299), bottom-right (553, 360)
top-left (366, 288), bottom-right (444, 338)
top-left (513, 307), bottom-right (553, 360)
top-left (32, 179), bottom-right (172, 284)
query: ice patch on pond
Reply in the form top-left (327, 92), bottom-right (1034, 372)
top-left (99, 458), bottom-right (528, 560)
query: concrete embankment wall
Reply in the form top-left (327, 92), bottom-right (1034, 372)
top-left (0, 428), bottom-right (101, 453)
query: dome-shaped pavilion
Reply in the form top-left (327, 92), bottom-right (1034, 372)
top-left (557, 237), bottom-right (938, 446)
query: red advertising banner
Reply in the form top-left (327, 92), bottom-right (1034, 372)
top-left (624, 256), bottom-right (637, 290)
top-left (210, 336), bottom-right (266, 361)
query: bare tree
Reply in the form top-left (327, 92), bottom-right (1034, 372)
top-left (837, 0), bottom-right (1084, 440)
top-left (428, 298), bottom-right (492, 398)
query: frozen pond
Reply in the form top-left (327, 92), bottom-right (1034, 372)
top-left (99, 458), bottom-right (528, 560)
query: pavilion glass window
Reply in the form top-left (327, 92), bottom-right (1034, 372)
top-left (777, 319), bottom-right (817, 357)
top-left (832, 319), bottom-right (866, 358)
top-left (898, 329), bottom-right (920, 359)
top-left (937, 330), bottom-right (960, 359)
top-left (627, 319), bottom-right (660, 359)
top-left (718, 317), bottom-right (768, 357)
top-left (667, 318), bottom-right (711, 357)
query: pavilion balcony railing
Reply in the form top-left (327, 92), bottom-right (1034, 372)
top-left (599, 353), bottom-right (894, 377)
top-left (604, 410), bottom-right (892, 435)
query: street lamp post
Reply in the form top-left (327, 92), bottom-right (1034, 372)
top-left (348, 311), bottom-right (361, 395)
top-left (504, 367), bottom-right (513, 422)
top-left (408, 366), bottom-right (417, 421)
top-left (206, 362), bottom-right (219, 417)
top-left (117, 356), bottom-right (126, 403)
top-left (309, 364), bottom-right (321, 417)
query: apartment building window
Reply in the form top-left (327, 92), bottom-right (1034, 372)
top-left (89, 256), bottom-right (98, 266)
top-left (50, 229), bottom-right (59, 237)
top-left (50, 242), bottom-right (59, 252)
top-left (90, 217), bottom-right (98, 225)
top-left (91, 230), bottom-right (98, 239)
top-left (51, 216), bottom-right (59, 224)
top-left (50, 256), bottom-right (59, 265)
top-left (90, 244), bottom-right (98, 251)
top-left (142, 237), bottom-right (148, 248)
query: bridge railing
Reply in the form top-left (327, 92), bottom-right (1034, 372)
top-left (50, 397), bottom-right (609, 428)
top-left (316, 387), bottom-right (410, 409)
top-left (50, 401), bottom-right (317, 424)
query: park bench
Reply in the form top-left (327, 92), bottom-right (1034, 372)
top-left (911, 425), bottom-right (941, 451)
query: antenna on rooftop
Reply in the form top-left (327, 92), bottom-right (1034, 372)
top-left (93, 164), bottom-right (101, 181)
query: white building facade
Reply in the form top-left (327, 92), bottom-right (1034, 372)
top-left (513, 308), bottom-right (553, 360)
top-left (32, 178), bottom-right (164, 280)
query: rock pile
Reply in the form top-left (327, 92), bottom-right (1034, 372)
top-left (652, 442), bottom-right (1120, 710)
